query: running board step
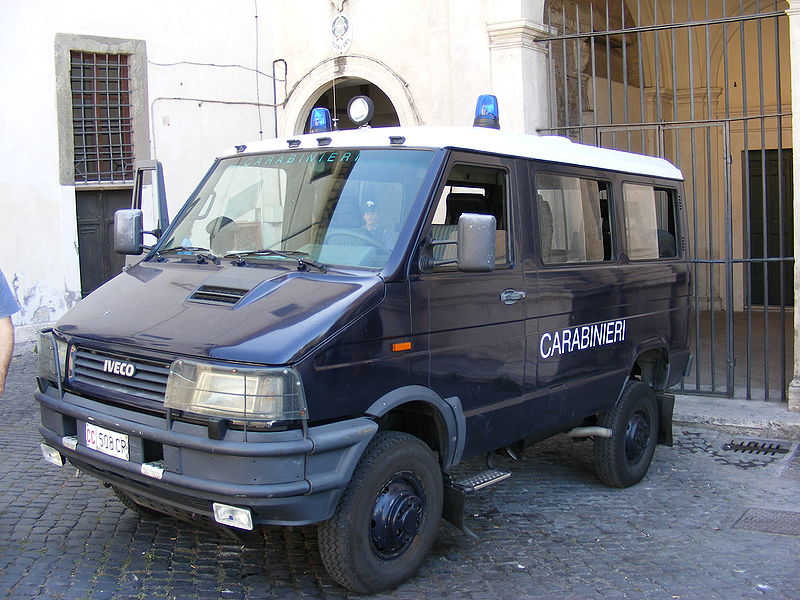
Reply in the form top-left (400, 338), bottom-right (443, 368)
top-left (443, 469), bottom-right (512, 538)
top-left (452, 469), bottom-right (511, 493)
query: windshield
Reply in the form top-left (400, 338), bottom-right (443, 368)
top-left (159, 149), bottom-right (434, 269)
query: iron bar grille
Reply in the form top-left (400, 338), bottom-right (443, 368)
top-left (71, 347), bottom-right (170, 403)
top-left (540, 1), bottom-right (792, 402)
top-left (70, 51), bottom-right (134, 182)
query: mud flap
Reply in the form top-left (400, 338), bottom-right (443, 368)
top-left (655, 391), bottom-right (674, 447)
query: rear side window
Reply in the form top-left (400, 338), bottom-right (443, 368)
top-left (623, 183), bottom-right (679, 259)
top-left (536, 173), bottom-right (613, 264)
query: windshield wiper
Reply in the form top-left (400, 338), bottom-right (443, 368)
top-left (156, 246), bottom-right (220, 265)
top-left (224, 249), bottom-right (327, 273)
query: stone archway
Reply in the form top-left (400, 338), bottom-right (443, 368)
top-left (281, 55), bottom-right (420, 136)
top-left (303, 78), bottom-right (400, 132)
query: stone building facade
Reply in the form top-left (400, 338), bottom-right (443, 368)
top-left (2, 0), bottom-right (799, 406)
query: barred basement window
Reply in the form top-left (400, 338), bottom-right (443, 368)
top-left (70, 51), bottom-right (133, 182)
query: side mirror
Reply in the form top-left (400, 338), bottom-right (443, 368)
top-left (457, 213), bottom-right (496, 272)
top-left (114, 209), bottom-right (144, 255)
top-left (422, 213), bottom-right (497, 272)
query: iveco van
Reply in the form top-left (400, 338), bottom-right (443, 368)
top-left (37, 96), bottom-right (691, 593)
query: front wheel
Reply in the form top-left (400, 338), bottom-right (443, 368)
top-left (593, 380), bottom-right (659, 488)
top-left (317, 431), bottom-right (443, 594)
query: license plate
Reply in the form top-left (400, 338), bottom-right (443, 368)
top-left (85, 423), bottom-right (129, 461)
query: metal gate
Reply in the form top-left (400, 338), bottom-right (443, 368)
top-left (539, 0), bottom-right (792, 401)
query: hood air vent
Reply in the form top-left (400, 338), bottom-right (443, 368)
top-left (189, 285), bottom-right (249, 306)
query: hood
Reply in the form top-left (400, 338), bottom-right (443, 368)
top-left (57, 261), bottom-right (385, 364)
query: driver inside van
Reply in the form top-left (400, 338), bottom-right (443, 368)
top-left (360, 200), bottom-right (389, 246)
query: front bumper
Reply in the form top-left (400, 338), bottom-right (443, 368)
top-left (37, 387), bottom-right (377, 526)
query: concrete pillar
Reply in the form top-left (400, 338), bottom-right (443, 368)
top-left (486, 0), bottom-right (552, 134)
top-left (786, 0), bottom-right (800, 411)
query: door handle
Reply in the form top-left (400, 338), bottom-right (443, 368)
top-left (500, 289), bottom-right (526, 305)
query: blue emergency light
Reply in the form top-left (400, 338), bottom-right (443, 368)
top-left (308, 107), bottom-right (333, 133)
top-left (473, 94), bottom-right (500, 129)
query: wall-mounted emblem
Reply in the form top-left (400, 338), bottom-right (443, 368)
top-left (331, 14), bottom-right (352, 54)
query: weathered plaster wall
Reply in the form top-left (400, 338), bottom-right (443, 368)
top-left (0, 0), bottom-right (553, 342)
top-left (0, 0), bottom-right (276, 341)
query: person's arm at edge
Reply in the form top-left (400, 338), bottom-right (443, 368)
top-left (0, 316), bottom-right (14, 396)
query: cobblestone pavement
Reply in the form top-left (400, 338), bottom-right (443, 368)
top-left (2, 351), bottom-right (799, 600)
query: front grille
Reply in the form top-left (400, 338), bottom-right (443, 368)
top-left (71, 347), bottom-right (170, 402)
top-left (188, 285), bottom-right (248, 306)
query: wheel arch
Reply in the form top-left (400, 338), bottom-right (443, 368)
top-left (365, 385), bottom-right (465, 469)
top-left (628, 339), bottom-right (671, 390)
top-left (622, 343), bottom-right (675, 446)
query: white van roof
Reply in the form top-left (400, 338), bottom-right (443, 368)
top-left (220, 126), bottom-right (684, 181)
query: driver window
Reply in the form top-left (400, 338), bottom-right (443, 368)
top-left (429, 164), bottom-right (509, 267)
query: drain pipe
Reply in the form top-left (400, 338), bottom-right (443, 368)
top-left (272, 59), bottom-right (287, 138)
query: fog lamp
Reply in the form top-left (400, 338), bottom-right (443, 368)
top-left (213, 502), bottom-right (253, 530)
top-left (41, 444), bottom-right (65, 467)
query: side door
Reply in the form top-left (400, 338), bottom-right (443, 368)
top-left (618, 179), bottom-right (691, 387)
top-left (532, 165), bottom-right (628, 422)
top-left (409, 153), bottom-right (529, 458)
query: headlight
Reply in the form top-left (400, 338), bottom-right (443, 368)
top-left (164, 359), bottom-right (308, 422)
top-left (36, 330), bottom-right (69, 385)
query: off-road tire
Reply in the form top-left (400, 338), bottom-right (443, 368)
top-left (594, 380), bottom-right (659, 488)
top-left (317, 431), bottom-right (443, 594)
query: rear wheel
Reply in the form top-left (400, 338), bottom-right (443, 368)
top-left (593, 380), bottom-right (659, 488)
top-left (317, 431), bottom-right (443, 594)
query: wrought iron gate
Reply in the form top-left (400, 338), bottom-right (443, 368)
top-left (539, 1), bottom-right (792, 401)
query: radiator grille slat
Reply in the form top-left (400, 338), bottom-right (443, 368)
top-left (71, 348), bottom-right (170, 402)
top-left (73, 357), bottom-right (167, 385)
top-left (72, 366), bottom-right (166, 394)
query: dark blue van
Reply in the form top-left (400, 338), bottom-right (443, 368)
top-left (37, 97), bottom-right (691, 593)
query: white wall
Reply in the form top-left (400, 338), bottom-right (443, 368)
top-left (0, 0), bottom-right (553, 342)
top-left (272, 0), bottom-right (549, 134)
top-left (272, 0), bottom-right (496, 132)
top-left (0, 0), bottom-right (276, 340)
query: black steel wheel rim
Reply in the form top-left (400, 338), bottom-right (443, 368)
top-left (624, 409), bottom-right (651, 464)
top-left (369, 472), bottom-right (425, 560)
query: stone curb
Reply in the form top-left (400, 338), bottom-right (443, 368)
top-left (674, 393), bottom-right (800, 440)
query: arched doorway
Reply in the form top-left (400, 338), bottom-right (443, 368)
top-left (281, 55), bottom-right (420, 137)
top-left (303, 78), bottom-right (400, 133)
